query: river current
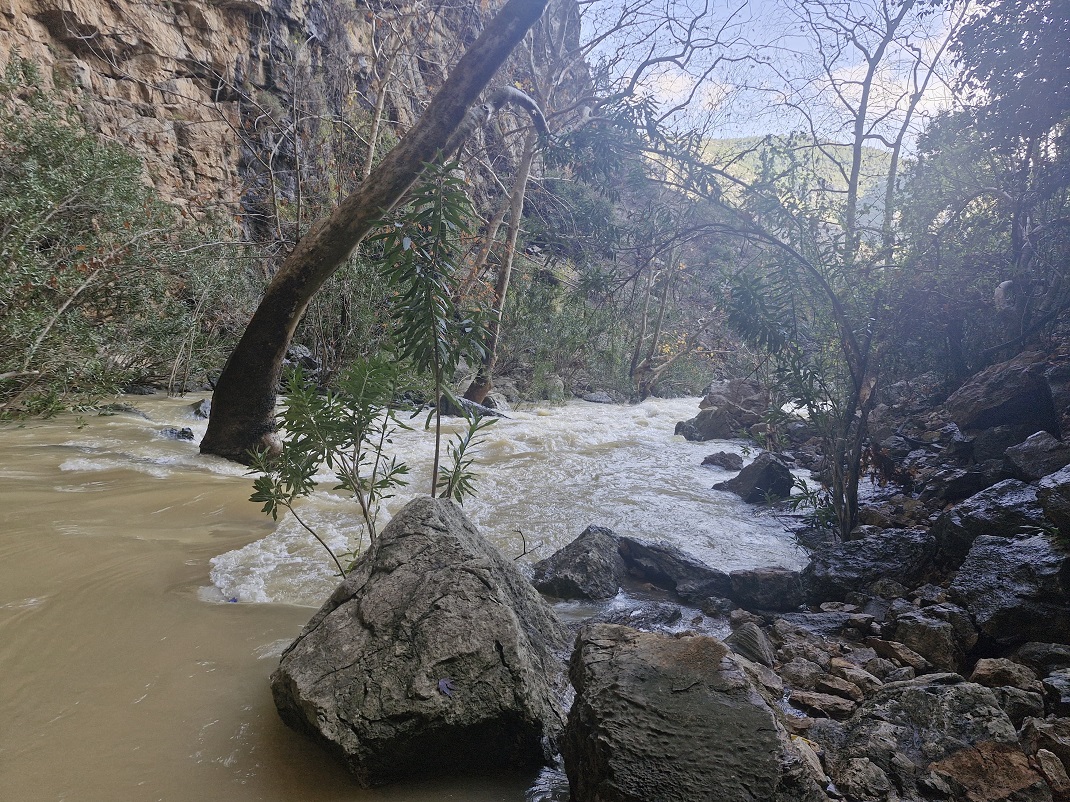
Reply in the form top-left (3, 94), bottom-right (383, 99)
top-left (0, 393), bottom-right (803, 801)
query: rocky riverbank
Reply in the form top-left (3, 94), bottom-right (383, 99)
top-left (271, 349), bottom-right (1070, 801)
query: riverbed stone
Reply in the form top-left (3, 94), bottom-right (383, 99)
top-left (801, 528), bottom-right (937, 602)
top-left (950, 533), bottom-right (1070, 646)
top-left (729, 566), bottom-right (805, 611)
top-left (532, 525), bottom-right (626, 600)
top-left (702, 450), bottom-right (745, 470)
top-left (561, 624), bottom-right (828, 802)
top-left (674, 379), bottom-right (769, 442)
top-left (713, 452), bottom-right (795, 503)
top-left (892, 603), bottom-right (978, 673)
top-left (270, 497), bottom-right (570, 787)
top-left (725, 621), bottom-right (776, 667)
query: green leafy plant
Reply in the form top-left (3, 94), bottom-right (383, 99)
top-left (437, 413), bottom-right (497, 503)
top-left (249, 360), bottom-right (411, 575)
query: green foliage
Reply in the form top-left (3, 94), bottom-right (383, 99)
top-left (248, 360), bottom-right (412, 575)
top-left (0, 59), bottom-right (258, 415)
top-left (437, 413), bottom-right (497, 503)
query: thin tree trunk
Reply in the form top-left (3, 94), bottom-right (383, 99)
top-left (464, 128), bottom-right (538, 404)
top-left (201, 0), bottom-right (550, 462)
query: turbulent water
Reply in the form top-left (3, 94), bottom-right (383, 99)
top-left (0, 393), bottom-right (803, 801)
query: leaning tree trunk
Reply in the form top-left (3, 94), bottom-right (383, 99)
top-left (200, 0), bottom-right (550, 462)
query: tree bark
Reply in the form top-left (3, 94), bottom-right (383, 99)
top-left (201, 0), bottom-right (550, 462)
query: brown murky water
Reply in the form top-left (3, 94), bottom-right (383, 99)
top-left (0, 394), bottom-right (802, 801)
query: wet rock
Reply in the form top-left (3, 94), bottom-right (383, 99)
top-left (1021, 717), bottom-right (1070, 776)
top-left (827, 675), bottom-right (1050, 802)
top-left (702, 451), bottom-right (744, 471)
top-left (439, 395), bottom-right (509, 419)
top-left (1046, 670), bottom-right (1070, 715)
top-left (864, 638), bottom-right (933, 672)
top-left (616, 537), bottom-right (732, 601)
top-left (931, 479), bottom-right (1047, 565)
top-left (674, 379), bottom-right (769, 442)
top-left (580, 391), bottom-right (614, 404)
top-left (159, 426), bottom-right (195, 441)
top-left (789, 689), bottom-right (857, 720)
top-left (950, 534), bottom-right (1070, 646)
top-left (892, 603), bottom-right (978, 673)
top-left (187, 398), bottom-right (211, 419)
top-left (828, 658), bottom-right (883, 695)
top-left (532, 525), bottom-right (626, 601)
top-left (778, 612), bottom-right (855, 638)
top-left (782, 658), bottom-right (826, 690)
top-left (729, 566), bottom-right (805, 611)
top-left (561, 624), bottom-right (828, 802)
top-left (713, 452), bottom-right (795, 504)
top-left (973, 424), bottom-right (1040, 462)
top-left (271, 498), bottom-right (569, 787)
top-left (1017, 643), bottom-right (1070, 674)
top-left (945, 352), bottom-right (1060, 437)
top-left (1006, 432), bottom-right (1070, 482)
top-left (725, 621), bottom-right (776, 667)
top-left (543, 375), bottom-right (566, 403)
top-left (801, 529), bottom-right (937, 603)
top-left (1039, 466), bottom-right (1070, 535)
top-left (919, 461), bottom-right (1011, 505)
top-left (996, 687), bottom-right (1047, 728)
top-left (969, 658), bottom-right (1044, 693)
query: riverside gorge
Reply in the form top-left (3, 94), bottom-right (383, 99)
top-left (4, 0), bottom-right (1070, 799)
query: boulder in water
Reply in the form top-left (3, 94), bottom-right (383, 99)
top-left (713, 452), bottom-right (795, 504)
top-left (270, 497), bottom-right (570, 787)
top-left (532, 525), bottom-right (626, 601)
top-left (674, 378), bottom-right (768, 441)
top-left (617, 536), bottom-right (732, 602)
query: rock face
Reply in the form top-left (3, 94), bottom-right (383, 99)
top-left (675, 378), bottom-right (769, 441)
top-left (562, 624), bottom-right (827, 802)
top-left (532, 525), bottom-right (626, 600)
top-left (931, 479), bottom-right (1047, 564)
top-left (270, 497), bottom-right (570, 787)
top-left (713, 452), bottom-right (795, 503)
top-left (0, 0), bottom-right (508, 220)
top-left (801, 528), bottom-right (937, 602)
top-left (950, 533), bottom-right (1070, 646)
top-left (828, 675), bottom-right (1051, 802)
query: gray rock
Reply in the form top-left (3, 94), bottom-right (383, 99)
top-left (581, 391), bottom-right (614, 404)
top-left (950, 533), bottom-right (1070, 646)
top-left (617, 536), bottom-right (732, 601)
top-left (1016, 642), bottom-right (1070, 673)
top-left (1006, 432), bottom-right (1070, 481)
top-left (1038, 465), bottom-right (1070, 535)
top-left (674, 378), bottom-right (769, 442)
top-left (702, 451), bottom-right (745, 471)
top-left (270, 498), bottom-right (569, 787)
top-left (439, 395), bottom-right (509, 418)
top-left (713, 452), bottom-right (795, 504)
top-left (187, 398), bottom-right (211, 419)
top-left (892, 603), bottom-right (977, 673)
top-left (1045, 669), bottom-right (1070, 715)
top-left (588, 601), bottom-right (684, 634)
top-left (996, 687), bottom-right (1046, 728)
top-left (543, 375), bottom-right (566, 403)
top-left (729, 566), bottom-right (805, 611)
top-left (828, 675), bottom-right (1051, 802)
top-left (159, 426), bottom-right (195, 441)
top-left (532, 525), bottom-right (626, 601)
top-left (562, 624), bottom-right (828, 802)
top-left (931, 479), bottom-right (1047, 565)
top-left (726, 621), bottom-right (776, 667)
top-left (801, 529), bottom-right (936, 603)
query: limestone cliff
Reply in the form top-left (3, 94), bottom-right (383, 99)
top-left (0, 0), bottom-right (506, 218)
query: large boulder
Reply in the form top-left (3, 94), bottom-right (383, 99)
top-left (827, 674), bottom-right (1052, 802)
top-left (950, 533), bottom-right (1070, 646)
top-left (931, 479), bottom-right (1047, 565)
top-left (729, 566), bottom-right (806, 612)
top-left (892, 603), bottom-right (978, 673)
top-left (270, 498), bottom-right (570, 787)
top-left (945, 352), bottom-right (1060, 438)
top-left (1039, 466), bottom-right (1070, 535)
top-left (674, 378), bottom-right (769, 441)
top-left (713, 452), bottom-right (796, 504)
top-left (801, 528), bottom-right (937, 603)
top-left (532, 525), bottom-right (626, 600)
top-left (561, 624), bottom-right (828, 802)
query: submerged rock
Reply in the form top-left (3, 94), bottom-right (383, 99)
top-left (270, 498), bottom-right (569, 787)
top-left (702, 451), bottom-right (745, 471)
top-left (713, 452), bottom-right (795, 504)
top-left (562, 624), bottom-right (828, 802)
